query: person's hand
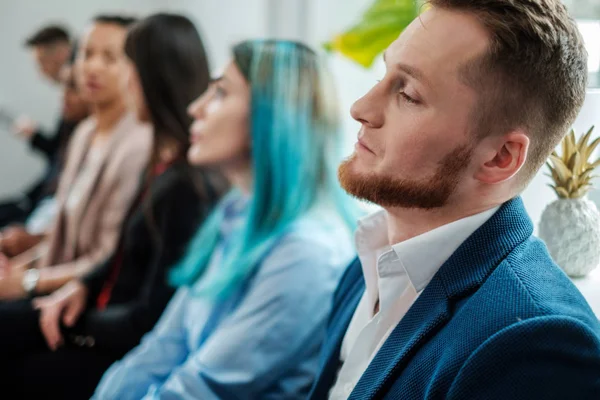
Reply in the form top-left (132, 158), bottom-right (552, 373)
top-left (33, 280), bottom-right (88, 351)
top-left (0, 262), bottom-right (26, 300)
top-left (0, 226), bottom-right (39, 257)
top-left (11, 116), bottom-right (38, 140)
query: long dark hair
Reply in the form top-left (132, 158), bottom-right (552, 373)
top-left (124, 13), bottom-right (211, 163)
top-left (123, 13), bottom-right (222, 240)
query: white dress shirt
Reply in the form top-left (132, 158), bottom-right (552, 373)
top-left (328, 206), bottom-right (500, 400)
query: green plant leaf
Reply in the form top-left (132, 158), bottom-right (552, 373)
top-left (323, 0), bottom-right (422, 67)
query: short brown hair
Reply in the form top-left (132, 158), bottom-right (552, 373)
top-left (25, 25), bottom-right (69, 47)
top-left (430, 0), bottom-right (588, 185)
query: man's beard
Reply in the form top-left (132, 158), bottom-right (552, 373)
top-left (338, 144), bottom-right (473, 209)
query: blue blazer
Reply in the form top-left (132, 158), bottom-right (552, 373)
top-left (309, 197), bottom-right (600, 399)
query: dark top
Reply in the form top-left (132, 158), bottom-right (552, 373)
top-left (0, 119), bottom-right (77, 227)
top-left (67, 161), bottom-right (223, 354)
top-left (29, 118), bottom-right (77, 200)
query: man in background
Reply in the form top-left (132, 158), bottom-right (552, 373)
top-left (13, 25), bottom-right (74, 154)
top-left (0, 60), bottom-right (90, 255)
top-left (0, 25), bottom-right (83, 237)
top-left (26, 25), bottom-right (72, 84)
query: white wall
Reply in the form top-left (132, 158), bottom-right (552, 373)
top-left (0, 0), bottom-right (270, 200)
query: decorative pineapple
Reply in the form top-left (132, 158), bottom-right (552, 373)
top-left (539, 127), bottom-right (600, 277)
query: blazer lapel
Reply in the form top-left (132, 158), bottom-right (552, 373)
top-left (64, 113), bottom-right (135, 258)
top-left (350, 278), bottom-right (450, 400)
top-left (56, 119), bottom-right (96, 205)
top-left (309, 259), bottom-right (365, 400)
top-left (350, 197), bottom-right (534, 399)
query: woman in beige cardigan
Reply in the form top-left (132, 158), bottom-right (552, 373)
top-left (0, 15), bottom-right (151, 300)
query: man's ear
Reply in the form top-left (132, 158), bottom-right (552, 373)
top-left (474, 131), bottom-right (529, 184)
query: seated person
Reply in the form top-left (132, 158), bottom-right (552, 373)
top-left (0, 62), bottom-right (90, 257)
top-left (0, 14), bottom-right (226, 399)
top-left (93, 40), bottom-right (359, 400)
top-left (0, 15), bottom-right (150, 302)
top-left (0, 26), bottom-right (81, 229)
top-left (308, 2), bottom-right (600, 400)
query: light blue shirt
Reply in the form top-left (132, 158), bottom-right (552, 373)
top-left (93, 194), bottom-right (354, 400)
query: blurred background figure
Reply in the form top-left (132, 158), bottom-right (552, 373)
top-left (0, 25), bottom-right (80, 231)
top-left (0, 15), bottom-right (151, 312)
top-left (0, 61), bottom-right (91, 257)
top-left (12, 24), bottom-right (75, 170)
top-left (0, 13), bottom-right (226, 399)
top-left (94, 39), bottom-right (359, 400)
top-left (26, 24), bottom-right (72, 84)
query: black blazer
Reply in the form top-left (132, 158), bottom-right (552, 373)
top-left (28, 119), bottom-right (77, 200)
top-left (67, 161), bottom-right (223, 354)
top-left (0, 119), bottom-right (77, 227)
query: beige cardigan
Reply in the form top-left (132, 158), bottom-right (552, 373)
top-left (33, 112), bottom-right (152, 277)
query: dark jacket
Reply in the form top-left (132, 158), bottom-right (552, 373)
top-left (67, 161), bottom-right (224, 354)
top-left (0, 119), bottom-right (76, 227)
top-left (28, 119), bottom-right (77, 202)
top-left (309, 197), bottom-right (600, 400)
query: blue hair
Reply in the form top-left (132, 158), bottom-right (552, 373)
top-left (169, 40), bottom-right (360, 298)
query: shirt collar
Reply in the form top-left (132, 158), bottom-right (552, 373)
top-left (356, 206), bottom-right (500, 298)
top-left (391, 206), bottom-right (500, 292)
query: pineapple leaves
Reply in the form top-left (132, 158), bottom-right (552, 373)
top-left (562, 130), bottom-right (577, 164)
top-left (547, 126), bottom-right (598, 200)
top-left (584, 137), bottom-right (600, 162)
top-left (548, 184), bottom-right (570, 199)
top-left (572, 185), bottom-right (591, 199)
top-left (566, 151), bottom-right (582, 175)
top-left (548, 154), bottom-right (572, 182)
top-left (580, 168), bottom-right (595, 184)
top-left (577, 126), bottom-right (595, 151)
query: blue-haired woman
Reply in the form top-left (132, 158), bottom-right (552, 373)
top-left (93, 40), bottom-right (359, 400)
